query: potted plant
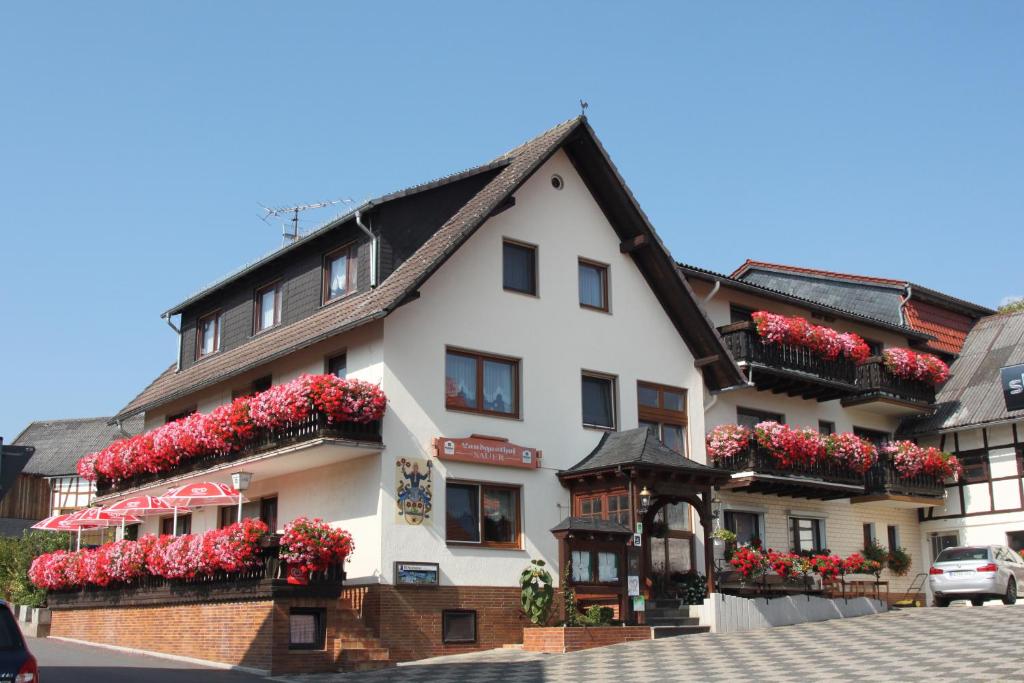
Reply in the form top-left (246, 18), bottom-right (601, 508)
top-left (519, 559), bottom-right (554, 626)
top-left (887, 546), bottom-right (912, 577)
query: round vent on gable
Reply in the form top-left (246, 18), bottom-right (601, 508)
top-left (550, 174), bottom-right (564, 190)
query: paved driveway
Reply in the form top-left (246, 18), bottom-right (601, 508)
top-left (29, 636), bottom-right (264, 683)
top-left (281, 606), bottom-right (1024, 683)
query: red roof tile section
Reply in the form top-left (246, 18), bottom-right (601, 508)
top-left (904, 299), bottom-right (975, 355)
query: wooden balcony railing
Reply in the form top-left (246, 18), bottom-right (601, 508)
top-left (719, 322), bottom-right (858, 399)
top-left (851, 357), bottom-right (937, 406)
top-left (45, 536), bottom-right (346, 609)
top-left (714, 442), bottom-right (866, 489)
top-left (96, 411), bottom-right (382, 496)
top-left (865, 458), bottom-right (945, 499)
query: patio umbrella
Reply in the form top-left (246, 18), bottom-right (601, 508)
top-left (64, 507), bottom-right (141, 550)
top-left (30, 513), bottom-right (78, 531)
top-left (106, 495), bottom-right (190, 536)
top-left (160, 482), bottom-right (247, 533)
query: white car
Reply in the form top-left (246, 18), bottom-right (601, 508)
top-left (929, 545), bottom-right (1024, 607)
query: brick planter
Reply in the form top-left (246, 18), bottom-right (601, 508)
top-left (522, 626), bottom-right (652, 653)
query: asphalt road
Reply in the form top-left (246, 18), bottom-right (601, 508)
top-left (27, 636), bottom-right (266, 683)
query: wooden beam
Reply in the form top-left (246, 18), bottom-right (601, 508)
top-left (619, 234), bottom-right (649, 253)
top-left (694, 355), bottom-right (720, 368)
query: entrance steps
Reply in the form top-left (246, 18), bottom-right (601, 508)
top-left (647, 599), bottom-right (711, 638)
top-left (334, 600), bottom-right (393, 673)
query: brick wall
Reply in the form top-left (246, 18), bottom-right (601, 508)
top-left (344, 584), bottom-right (526, 662)
top-left (50, 595), bottom-right (363, 675)
top-left (522, 626), bottom-right (652, 653)
top-left (51, 600), bottom-right (277, 671)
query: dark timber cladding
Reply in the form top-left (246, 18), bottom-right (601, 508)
top-left (113, 117), bottom-right (744, 423)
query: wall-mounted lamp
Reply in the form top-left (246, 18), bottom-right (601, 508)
top-left (639, 486), bottom-right (652, 515)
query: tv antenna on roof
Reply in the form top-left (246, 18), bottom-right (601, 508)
top-left (259, 198), bottom-right (354, 244)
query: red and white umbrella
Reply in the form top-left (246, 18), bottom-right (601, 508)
top-left (106, 496), bottom-right (186, 535)
top-left (161, 481), bottom-right (248, 531)
top-left (30, 513), bottom-right (78, 531)
top-left (160, 482), bottom-right (245, 507)
top-left (63, 507), bottom-right (141, 550)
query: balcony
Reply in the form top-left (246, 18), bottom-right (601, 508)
top-left (854, 458), bottom-right (946, 507)
top-left (714, 443), bottom-right (866, 500)
top-left (46, 535), bottom-right (346, 609)
top-left (843, 357), bottom-right (937, 415)
top-left (95, 411), bottom-right (383, 499)
top-left (718, 322), bottom-right (858, 401)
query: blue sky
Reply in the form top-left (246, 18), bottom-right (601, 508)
top-left (1, 2), bottom-right (1021, 439)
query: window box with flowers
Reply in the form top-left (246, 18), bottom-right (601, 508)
top-left (79, 374), bottom-right (387, 496)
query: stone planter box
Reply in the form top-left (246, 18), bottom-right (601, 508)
top-left (522, 626), bottom-right (652, 653)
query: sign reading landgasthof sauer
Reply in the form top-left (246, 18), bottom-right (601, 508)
top-left (1001, 363), bottom-right (1024, 412)
top-left (433, 435), bottom-right (542, 469)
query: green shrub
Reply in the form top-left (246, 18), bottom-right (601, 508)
top-left (887, 547), bottom-right (912, 577)
top-left (0, 530), bottom-right (71, 607)
top-left (577, 605), bottom-right (614, 626)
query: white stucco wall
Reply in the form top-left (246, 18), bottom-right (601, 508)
top-left (378, 149), bottom-right (708, 588)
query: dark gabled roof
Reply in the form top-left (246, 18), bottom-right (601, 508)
top-left (12, 416), bottom-right (143, 476)
top-left (550, 516), bottom-right (632, 535)
top-left (678, 263), bottom-right (933, 340)
top-left (563, 427), bottom-right (728, 477)
top-left (163, 159), bottom-right (510, 318)
top-left (113, 117), bottom-right (744, 421)
top-left (900, 310), bottom-right (1024, 435)
top-left (737, 267), bottom-right (907, 327)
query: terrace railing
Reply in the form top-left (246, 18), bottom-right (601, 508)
top-left (852, 357), bottom-right (937, 406)
top-left (713, 442), bottom-right (866, 488)
top-left (96, 411), bottom-right (382, 496)
top-left (45, 535), bottom-right (347, 609)
top-left (719, 322), bottom-right (859, 388)
top-left (865, 458), bottom-right (946, 499)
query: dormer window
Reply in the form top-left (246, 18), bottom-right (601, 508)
top-left (324, 244), bottom-right (357, 304)
top-left (255, 282), bottom-right (282, 333)
top-left (197, 311), bottom-right (221, 359)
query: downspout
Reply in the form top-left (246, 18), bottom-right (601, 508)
top-left (898, 284), bottom-right (912, 327)
top-left (702, 279), bottom-right (721, 304)
top-left (162, 313), bottom-right (182, 371)
top-left (355, 209), bottom-right (378, 288)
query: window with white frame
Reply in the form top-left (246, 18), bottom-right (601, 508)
top-left (789, 516), bottom-right (826, 553)
top-left (724, 510), bottom-right (762, 546)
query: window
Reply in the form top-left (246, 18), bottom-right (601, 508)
top-left (576, 491), bottom-right (630, 525)
top-left (958, 452), bottom-right (990, 483)
top-left (442, 610), bottom-right (477, 644)
top-left (729, 305), bottom-right (755, 324)
top-left (724, 510), bottom-right (761, 546)
top-left (865, 339), bottom-right (884, 356)
top-left (931, 532), bottom-right (960, 560)
top-left (196, 312), bottom-right (221, 359)
top-left (327, 353), bottom-right (347, 379)
top-left (218, 506), bottom-right (236, 529)
top-left (124, 524), bottom-right (139, 541)
top-left (232, 376), bottom-right (271, 400)
top-left (445, 349), bottom-right (519, 417)
top-left (254, 282), bottom-right (282, 333)
top-left (853, 426), bottom-right (890, 447)
top-left (323, 243), bottom-right (357, 303)
top-left (161, 514), bottom-right (191, 536)
top-left (289, 608), bottom-right (326, 650)
top-left (582, 372), bottom-right (616, 429)
top-left (818, 420), bottom-right (836, 436)
top-left (570, 550), bottom-right (620, 584)
top-left (887, 524), bottom-right (900, 550)
top-left (260, 496), bottom-right (278, 532)
top-left (1008, 531), bottom-right (1024, 554)
top-left (789, 517), bottom-right (825, 553)
top-left (165, 407), bottom-right (196, 424)
top-left (445, 482), bottom-right (520, 548)
top-left (502, 240), bottom-right (537, 296)
top-left (637, 382), bottom-right (687, 455)
top-left (578, 259), bottom-right (609, 311)
top-left (863, 523), bottom-right (876, 548)
top-left (736, 407), bottom-right (784, 430)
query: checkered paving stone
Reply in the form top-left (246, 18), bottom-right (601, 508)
top-left (275, 606), bottom-right (1024, 683)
